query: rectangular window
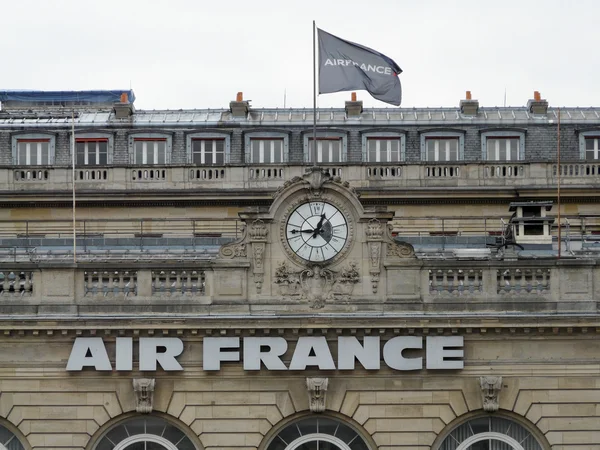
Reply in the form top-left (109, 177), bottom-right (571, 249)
top-left (367, 138), bottom-right (401, 162)
top-left (250, 138), bottom-right (284, 164)
top-left (76, 139), bottom-right (108, 165)
top-left (585, 137), bottom-right (600, 161)
top-left (426, 137), bottom-right (459, 161)
top-left (308, 138), bottom-right (343, 163)
top-left (192, 139), bottom-right (225, 165)
top-left (134, 139), bottom-right (166, 165)
top-left (17, 139), bottom-right (50, 165)
top-left (486, 137), bottom-right (520, 161)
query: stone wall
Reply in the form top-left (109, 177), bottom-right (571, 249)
top-left (0, 331), bottom-right (598, 449)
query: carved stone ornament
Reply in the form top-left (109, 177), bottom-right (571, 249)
top-left (306, 377), bottom-right (329, 413)
top-left (252, 242), bottom-right (266, 293)
top-left (386, 241), bottom-right (415, 258)
top-left (219, 223), bottom-right (247, 259)
top-left (369, 242), bottom-right (381, 293)
top-left (133, 378), bottom-right (155, 414)
top-left (479, 376), bottom-right (503, 412)
top-left (366, 218), bottom-right (384, 240)
top-left (274, 261), bottom-right (360, 309)
top-left (249, 219), bottom-right (268, 242)
top-left (272, 167), bottom-right (359, 201)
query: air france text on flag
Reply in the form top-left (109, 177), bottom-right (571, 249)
top-left (318, 28), bottom-right (402, 106)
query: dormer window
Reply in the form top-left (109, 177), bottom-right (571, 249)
top-left (304, 132), bottom-right (347, 163)
top-left (12, 134), bottom-right (56, 165)
top-left (482, 131), bottom-right (525, 161)
top-left (420, 131), bottom-right (464, 162)
top-left (129, 133), bottom-right (172, 165)
top-left (187, 133), bottom-right (231, 165)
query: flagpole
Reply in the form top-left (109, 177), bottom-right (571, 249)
top-left (71, 111), bottom-right (77, 263)
top-left (557, 107), bottom-right (561, 259)
top-left (312, 20), bottom-right (317, 168)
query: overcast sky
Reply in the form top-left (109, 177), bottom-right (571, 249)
top-left (2, 0), bottom-right (598, 110)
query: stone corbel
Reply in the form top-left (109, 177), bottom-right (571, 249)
top-left (252, 242), bottom-right (265, 293)
top-left (248, 220), bottom-right (268, 294)
top-left (479, 376), bottom-right (502, 412)
top-left (133, 378), bottom-right (155, 413)
top-left (366, 219), bottom-right (383, 293)
top-left (306, 377), bottom-right (329, 413)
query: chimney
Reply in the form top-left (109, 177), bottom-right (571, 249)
top-left (459, 90), bottom-right (479, 116)
top-left (230, 91), bottom-right (249, 118)
top-left (345, 92), bottom-right (363, 118)
top-left (527, 90), bottom-right (548, 115)
top-left (113, 91), bottom-right (134, 119)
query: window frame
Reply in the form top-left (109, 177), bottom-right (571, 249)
top-left (12, 133), bottom-right (56, 166)
top-left (128, 133), bottom-right (172, 165)
top-left (580, 130), bottom-right (600, 161)
top-left (420, 131), bottom-right (464, 162)
top-left (303, 131), bottom-right (347, 164)
top-left (186, 132), bottom-right (231, 166)
top-left (481, 130), bottom-right (525, 161)
top-left (73, 132), bottom-right (114, 166)
top-left (362, 132), bottom-right (406, 163)
top-left (244, 131), bottom-right (289, 164)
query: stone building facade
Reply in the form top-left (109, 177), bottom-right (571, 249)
top-left (0, 90), bottom-right (599, 450)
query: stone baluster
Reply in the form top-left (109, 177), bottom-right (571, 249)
top-left (118, 272), bottom-right (125, 295)
top-left (23, 272), bottom-right (32, 294)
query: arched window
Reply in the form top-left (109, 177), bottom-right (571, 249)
top-left (436, 415), bottom-right (544, 450)
top-left (94, 416), bottom-right (197, 450)
top-left (265, 416), bottom-right (371, 450)
top-left (0, 423), bottom-right (26, 450)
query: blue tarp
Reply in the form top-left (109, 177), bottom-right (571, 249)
top-left (0, 90), bottom-right (135, 103)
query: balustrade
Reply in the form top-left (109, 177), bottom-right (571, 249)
top-left (151, 270), bottom-right (205, 296)
top-left (429, 269), bottom-right (483, 296)
top-left (84, 270), bottom-right (137, 296)
top-left (0, 271), bottom-right (33, 296)
top-left (14, 169), bottom-right (49, 181)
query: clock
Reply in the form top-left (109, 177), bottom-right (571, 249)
top-left (285, 201), bottom-right (349, 263)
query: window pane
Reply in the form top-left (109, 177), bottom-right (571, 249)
top-left (330, 141), bottom-right (340, 162)
top-left (156, 142), bottom-right (166, 164)
top-left (18, 143), bottom-right (27, 165)
top-left (273, 140), bottom-right (282, 163)
top-left (76, 142), bottom-right (86, 166)
top-left (427, 140), bottom-right (436, 161)
top-left (40, 142), bottom-right (49, 164)
top-left (585, 138), bottom-right (595, 150)
top-left (368, 140), bottom-right (377, 162)
top-left (251, 140), bottom-right (261, 163)
top-left (135, 141), bottom-right (144, 164)
top-left (98, 141), bottom-right (108, 164)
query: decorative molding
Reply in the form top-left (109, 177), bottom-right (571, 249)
top-left (369, 242), bottom-right (381, 293)
top-left (479, 376), bottom-right (503, 412)
top-left (133, 378), bottom-right (155, 413)
top-left (387, 241), bottom-right (415, 258)
top-left (249, 219), bottom-right (268, 242)
top-left (274, 261), bottom-right (360, 309)
top-left (306, 377), bottom-right (329, 413)
top-left (366, 219), bottom-right (384, 240)
top-left (219, 223), bottom-right (247, 259)
top-left (252, 242), bottom-right (266, 293)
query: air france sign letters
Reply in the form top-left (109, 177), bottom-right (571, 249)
top-left (66, 336), bottom-right (464, 372)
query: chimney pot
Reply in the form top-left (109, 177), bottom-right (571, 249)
top-left (120, 93), bottom-right (128, 103)
top-left (527, 91), bottom-right (548, 115)
top-left (351, 92), bottom-right (357, 102)
top-left (230, 92), bottom-right (249, 118)
top-left (460, 91), bottom-right (479, 116)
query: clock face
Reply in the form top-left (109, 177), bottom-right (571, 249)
top-left (285, 201), bottom-right (349, 262)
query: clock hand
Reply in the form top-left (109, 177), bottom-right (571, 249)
top-left (312, 213), bottom-right (326, 239)
top-left (290, 228), bottom-right (315, 234)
